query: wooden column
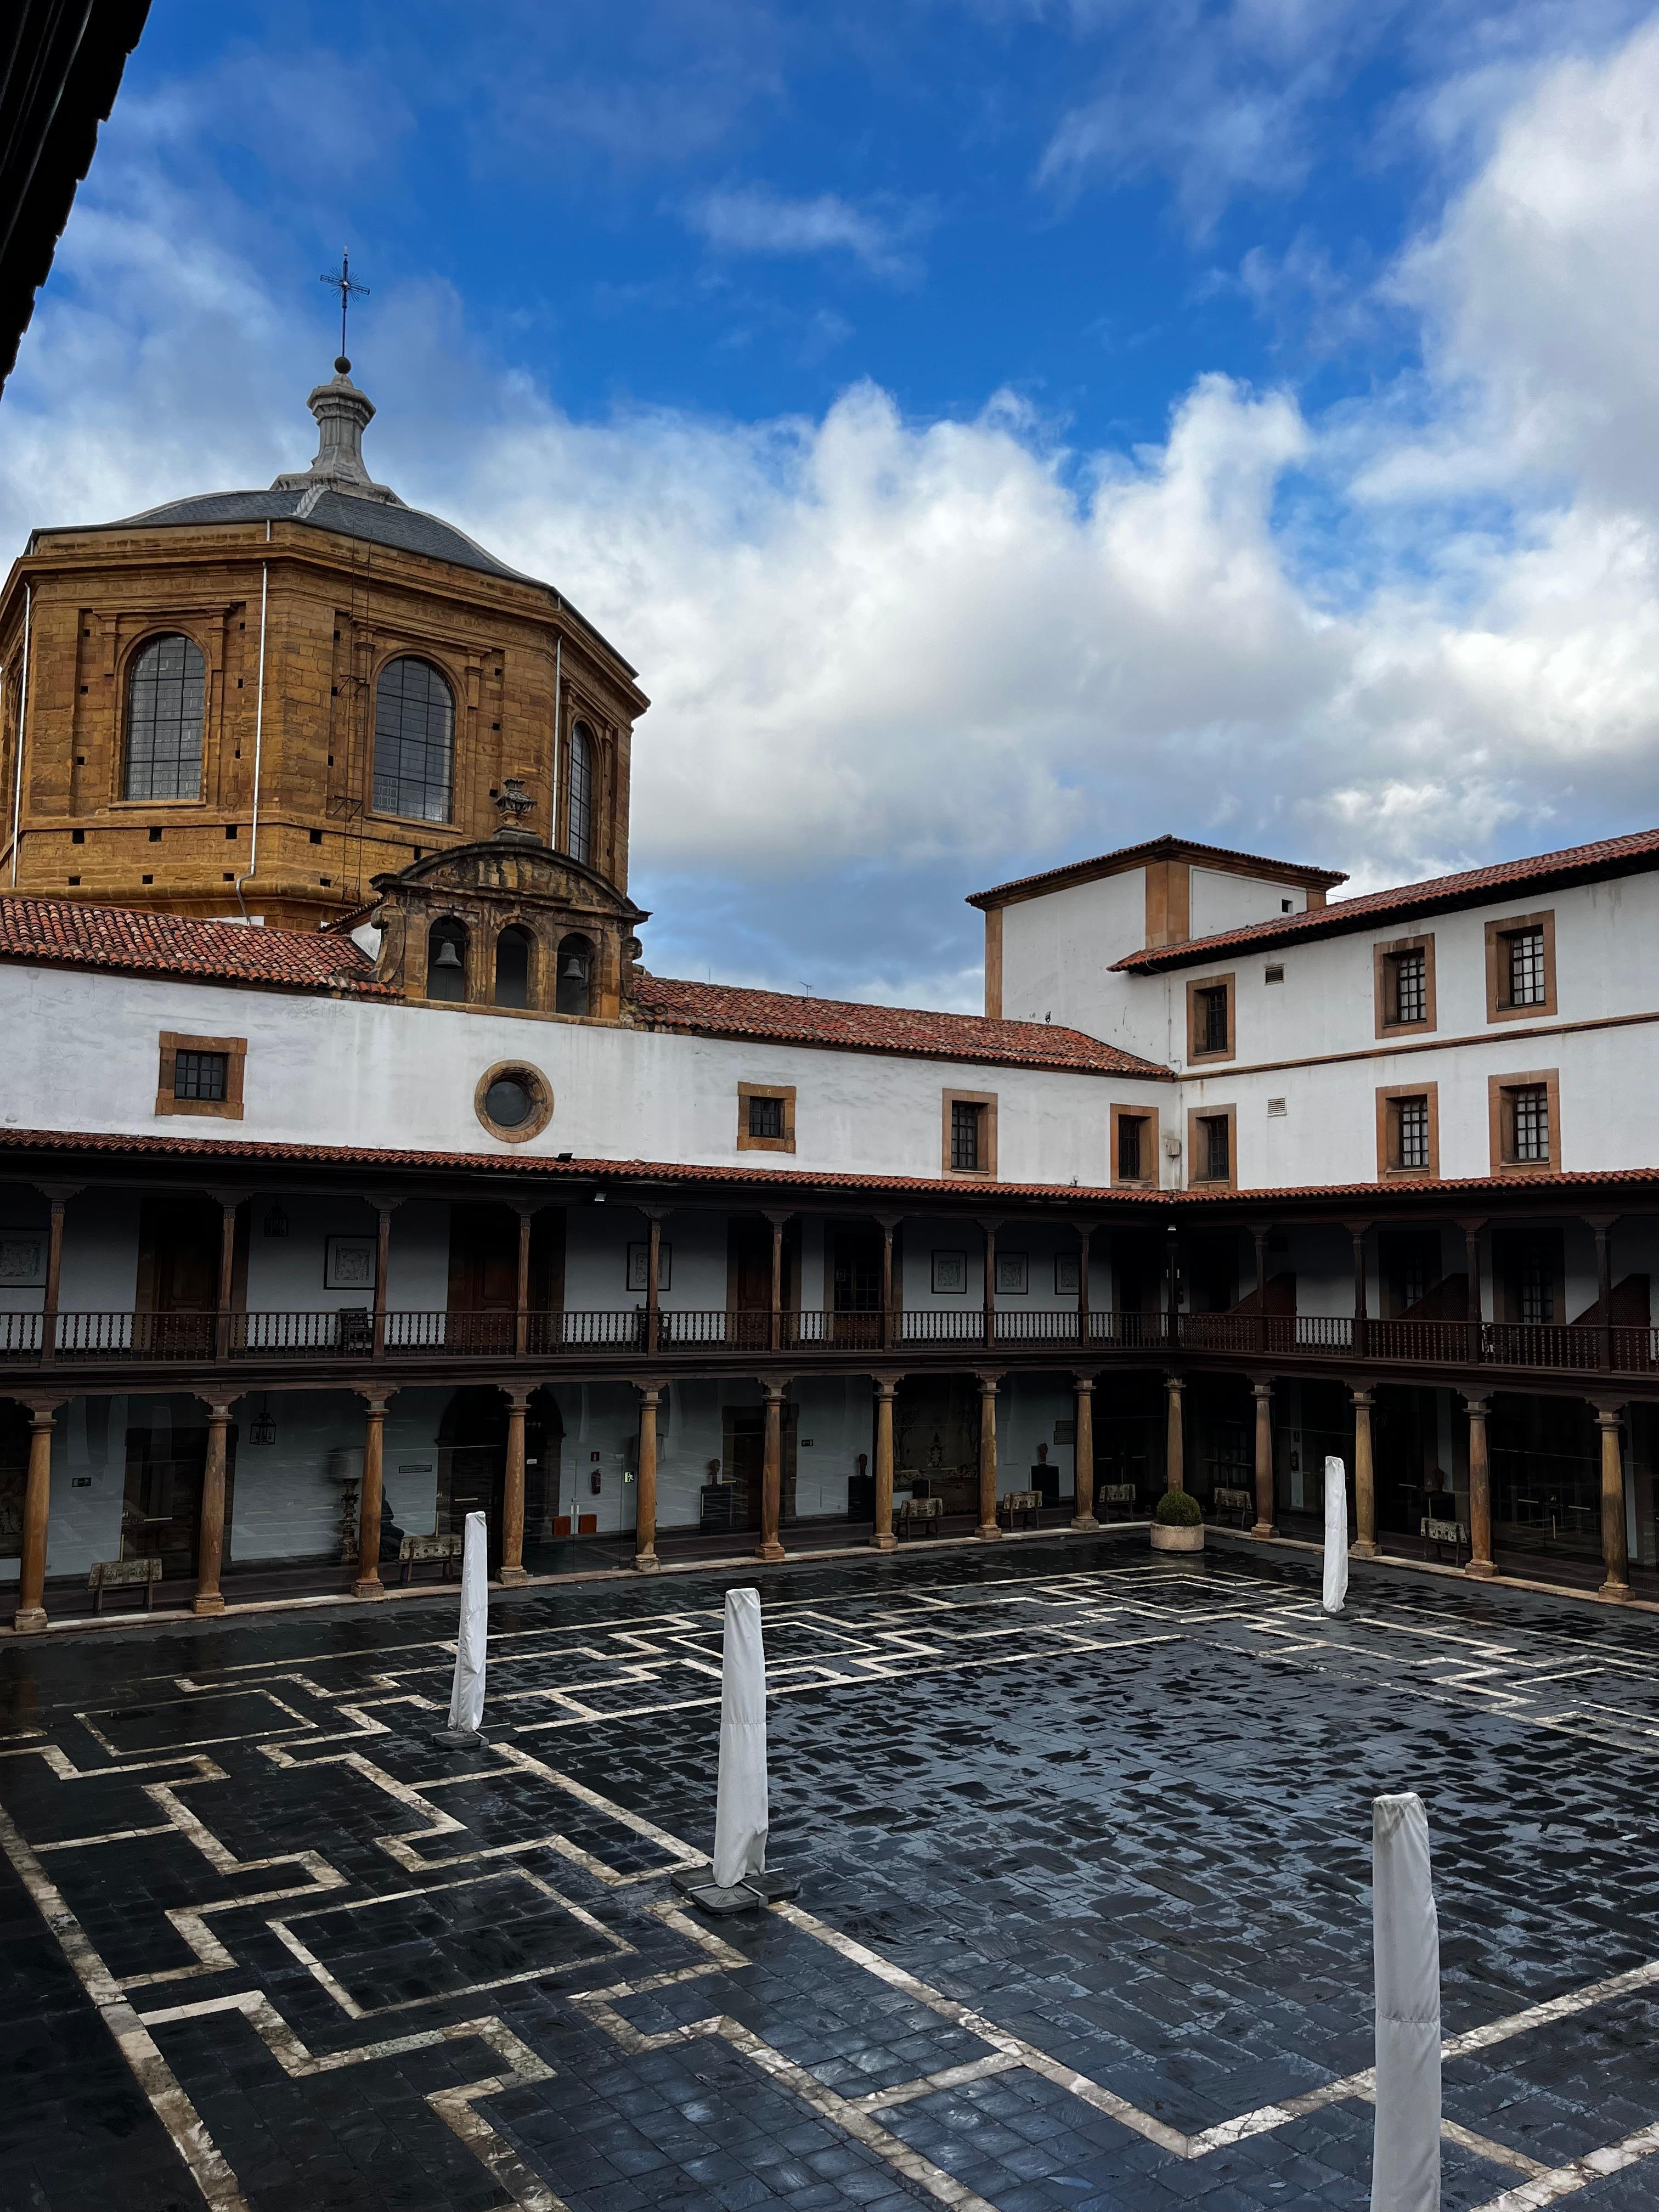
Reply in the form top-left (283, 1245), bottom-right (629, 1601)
top-left (13, 1401), bottom-right (58, 1632)
top-left (1075, 1221), bottom-right (1094, 1351)
top-left (765, 1211), bottom-right (790, 1353)
top-left (1596, 1404), bottom-right (1632, 1602)
top-left (633, 1381), bottom-right (661, 1572)
top-left (1251, 1223), bottom-right (1271, 1356)
top-left (193, 1401), bottom-right (234, 1615)
top-left (211, 1191), bottom-right (243, 1363)
top-left (1351, 1385), bottom-right (1377, 1558)
top-left (1587, 1215), bottom-right (1616, 1373)
top-left (981, 1220), bottom-right (1001, 1350)
top-left (371, 1199), bottom-right (399, 1359)
top-left (871, 1375), bottom-right (899, 1550)
top-left (755, 1378), bottom-right (787, 1562)
top-left (975, 1372), bottom-right (1001, 1538)
top-left (1164, 1224), bottom-right (1180, 1350)
top-left (501, 1385), bottom-right (531, 1585)
top-left (514, 1205), bottom-right (535, 1358)
top-left (35, 1184), bottom-right (78, 1364)
top-left (877, 1215), bottom-right (900, 1351)
top-left (354, 1391), bottom-right (390, 1597)
top-left (645, 1211), bottom-right (664, 1357)
top-left (1462, 1218), bottom-right (1485, 1367)
top-left (1164, 1373), bottom-right (1185, 1493)
top-left (1349, 1223), bottom-right (1369, 1361)
top-left (1251, 1378), bottom-right (1275, 1538)
top-left (1464, 1393), bottom-right (1494, 1578)
top-left (1071, 1374), bottom-right (1098, 1530)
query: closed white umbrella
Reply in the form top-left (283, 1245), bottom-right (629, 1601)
top-left (434, 1510), bottom-right (488, 1747)
top-left (1324, 1454), bottom-right (1350, 1615)
top-left (1371, 1792), bottom-right (1441, 2212)
top-left (711, 1586), bottom-right (768, 1889)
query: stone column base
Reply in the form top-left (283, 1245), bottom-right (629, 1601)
top-left (1070, 1515), bottom-right (1100, 1532)
top-left (352, 1576), bottom-right (386, 1600)
top-left (1251, 1521), bottom-right (1276, 1540)
top-left (755, 1542), bottom-right (786, 1564)
top-left (498, 1565), bottom-right (530, 1587)
top-left (11, 1606), bottom-right (46, 1634)
top-left (191, 1594), bottom-right (225, 1616)
top-left (631, 1553), bottom-right (660, 1574)
top-left (868, 1533), bottom-right (897, 1551)
top-left (1351, 1540), bottom-right (1379, 1560)
top-left (1598, 1577), bottom-right (1633, 1603)
top-left (976, 1523), bottom-right (1003, 1541)
top-left (1465, 1560), bottom-right (1497, 1580)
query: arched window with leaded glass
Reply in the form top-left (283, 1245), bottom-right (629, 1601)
top-left (373, 657), bottom-right (454, 823)
top-left (566, 721), bottom-right (594, 866)
top-left (124, 634), bottom-right (206, 800)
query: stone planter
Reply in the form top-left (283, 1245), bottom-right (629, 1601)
top-left (1149, 1522), bottom-right (1205, 1553)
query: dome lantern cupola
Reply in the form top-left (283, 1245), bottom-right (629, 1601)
top-left (270, 362), bottom-right (402, 508)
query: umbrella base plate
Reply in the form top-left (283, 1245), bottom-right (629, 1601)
top-left (672, 1864), bottom-right (800, 1912)
top-left (431, 1728), bottom-right (487, 1750)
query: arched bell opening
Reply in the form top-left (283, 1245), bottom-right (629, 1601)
top-left (426, 916), bottom-right (469, 1002)
top-left (556, 931), bottom-right (595, 1018)
top-left (494, 924), bottom-right (535, 1010)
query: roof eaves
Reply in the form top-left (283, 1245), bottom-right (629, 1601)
top-left (967, 834), bottom-right (1347, 910)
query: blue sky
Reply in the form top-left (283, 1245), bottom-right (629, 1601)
top-left (7, 0), bottom-right (1659, 1004)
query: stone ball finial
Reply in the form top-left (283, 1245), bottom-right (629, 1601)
top-left (335, 355), bottom-right (351, 374)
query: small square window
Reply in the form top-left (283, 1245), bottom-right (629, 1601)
top-left (1264, 963), bottom-right (1284, 983)
top-left (71, 828), bottom-right (84, 844)
top-left (1267, 1097), bottom-right (1287, 1117)
top-left (737, 1084), bottom-right (795, 1153)
top-left (1280, 899), bottom-right (1293, 913)
top-left (309, 828), bottom-right (323, 845)
top-left (174, 1049), bottom-right (228, 1102)
top-left (748, 1093), bottom-right (783, 1141)
top-left (148, 826), bottom-right (162, 843)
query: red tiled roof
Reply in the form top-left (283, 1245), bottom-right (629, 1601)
top-left (967, 834), bottom-right (1347, 909)
top-left (1, 1124), bottom-right (1654, 1212)
top-left (1111, 825), bottom-right (1659, 973)
top-left (631, 972), bottom-right (1167, 1077)
top-left (0, 894), bottom-right (392, 995)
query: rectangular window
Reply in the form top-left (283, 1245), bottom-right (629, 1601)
top-left (1110, 1104), bottom-right (1155, 1187)
top-left (1374, 933), bottom-right (1436, 1035)
top-left (1392, 949), bottom-right (1426, 1025)
top-left (1376, 1082), bottom-right (1440, 1181)
top-left (1117, 1114), bottom-right (1143, 1181)
top-left (748, 1094), bottom-right (783, 1139)
top-left (950, 1100), bottom-right (982, 1171)
top-left (173, 1049), bottom-right (228, 1103)
top-left (1186, 973), bottom-right (1235, 1062)
top-left (1517, 1243), bottom-right (1554, 1325)
top-left (1510, 1082), bottom-right (1549, 1161)
top-left (155, 1031), bottom-right (246, 1120)
top-left (736, 1083), bottom-right (795, 1154)
top-left (1396, 1095), bottom-right (1429, 1170)
top-left (1508, 927), bottom-right (1547, 1007)
top-left (1203, 1115), bottom-right (1230, 1181)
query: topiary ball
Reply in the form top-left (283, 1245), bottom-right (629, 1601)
top-left (1154, 1488), bottom-right (1203, 1527)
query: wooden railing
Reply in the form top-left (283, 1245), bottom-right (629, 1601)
top-left (1, 1307), bottom-right (1655, 1376)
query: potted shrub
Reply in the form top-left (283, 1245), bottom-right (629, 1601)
top-left (1149, 1488), bottom-right (1205, 1553)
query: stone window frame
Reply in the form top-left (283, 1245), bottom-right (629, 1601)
top-left (155, 1031), bottom-right (245, 1121)
top-left (737, 1082), bottom-right (796, 1154)
top-left (1488, 1068), bottom-right (1561, 1176)
top-left (364, 645), bottom-right (466, 830)
top-left (1484, 910), bottom-right (1558, 1023)
top-left (110, 624), bottom-right (216, 813)
top-left (1374, 1081), bottom-right (1441, 1181)
top-left (1185, 972), bottom-right (1236, 1063)
top-left (473, 1059), bottom-right (555, 1144)
top-left (1186, 1103), bottom-right (1237, 1190)
top-left (1373, 932), bottom-right (1437, 1038)
top-left (942, 1089), bottom-right (998, 1181)
top-left (1110, 1102), bottom-right (1159, 1188)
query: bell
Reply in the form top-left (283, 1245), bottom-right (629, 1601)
top-left (432, 938), bottom-right (463, 971)
top-left (561, 953), bottom-right (589, 979)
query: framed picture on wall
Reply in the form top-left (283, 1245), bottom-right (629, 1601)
top-left (627, 1243), bottom-right (673, 1293)
top-left (0, 1230), bottom-right (46, 1286)
top-left (1054, 1254), bottom-right (1080, 1296)
top-left (995, 1252), bottom-right (1029, 1296)
top-left (931, 1249), bottom-right (967, 1295)
top-left (324, 1235), bottom-right (377, 1290)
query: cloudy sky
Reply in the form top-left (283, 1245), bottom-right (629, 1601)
top-left (6, 0), bottom-right (1659, 1006)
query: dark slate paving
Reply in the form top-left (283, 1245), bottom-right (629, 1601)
top-left (2, 1536), bottom-right (1658, 2211)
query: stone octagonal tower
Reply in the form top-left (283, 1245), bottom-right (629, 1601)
top-left (0, 362), bottom-right (648, 929)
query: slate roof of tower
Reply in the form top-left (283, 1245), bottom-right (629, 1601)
top-left (103, 486), bottom-right (530, 582)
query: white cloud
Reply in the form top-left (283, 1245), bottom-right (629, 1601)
top-left (687, 185), bottom-right (929, 281)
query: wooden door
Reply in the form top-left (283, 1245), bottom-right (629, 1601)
top-left (722, 1403), bottom-right (798, 1527)
top-left (830, 1225), bottom-right (881, 1347)
top-left (448, 1204), bottom-right (518, 1353)
top-left (122, 1407), bottom-right (236, 1573)
top-left (137, 1195), bottom-right (223, 1357)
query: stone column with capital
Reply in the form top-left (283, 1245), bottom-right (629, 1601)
top-left (354, 1392), bottom-right (391, 1597)
top-left (501, 1385), bottom-right (532, 1584)
top-left (871, 1375), bottom-right (899, 1549)
top-left (757, 1380), bottom-right (787, 1562)
top-left (1251, 1379), bottom-right (1275, 1538)
top-left (13, 1402), bottom-right (58, 1632)
top-left (976, 1373), bottom-right (1001, 1538)
top-left (1164, 1374), bottom-right (1185, 1494)
top-left (1597, 1404), bottom-right (1632, 1602)
top-left (1351, 1386), bottom-right (1378, 1558)
top-left (634, 1382), bottom-right (662, 1571)
top-left (1071, 1375), bottom-right (1098, 1530)
top-left (1464, 1395), bottom-right (1494, 1577)
top-left (194, 1402), bottom-right (234, 1614)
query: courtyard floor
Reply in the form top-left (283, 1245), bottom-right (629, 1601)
top-left (2, 1537), bottom-right (1657, 2212)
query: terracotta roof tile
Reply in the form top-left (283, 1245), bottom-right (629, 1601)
top-left (631, 972), bottom-right (1167, 1077)
top-left (1111, 825), bottom-right (1659, 972)
top-left (968, 833), bottom-right (1347, 909)
top-left (0, 894), bottom-right (392, 995)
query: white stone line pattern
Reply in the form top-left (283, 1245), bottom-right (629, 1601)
top-left (136, 1990), bottom-right (566, 2212)
top-left (0, 1797), bottom-right (252, 2212)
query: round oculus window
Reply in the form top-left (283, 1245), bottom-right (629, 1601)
top-left (484, 1076), bottom-right (532, 1127)
top-left (473, 1060), bottom-right (553, 1143)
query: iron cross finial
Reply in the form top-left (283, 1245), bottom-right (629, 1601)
top-left (319, 250), bottom-right (370, 373)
